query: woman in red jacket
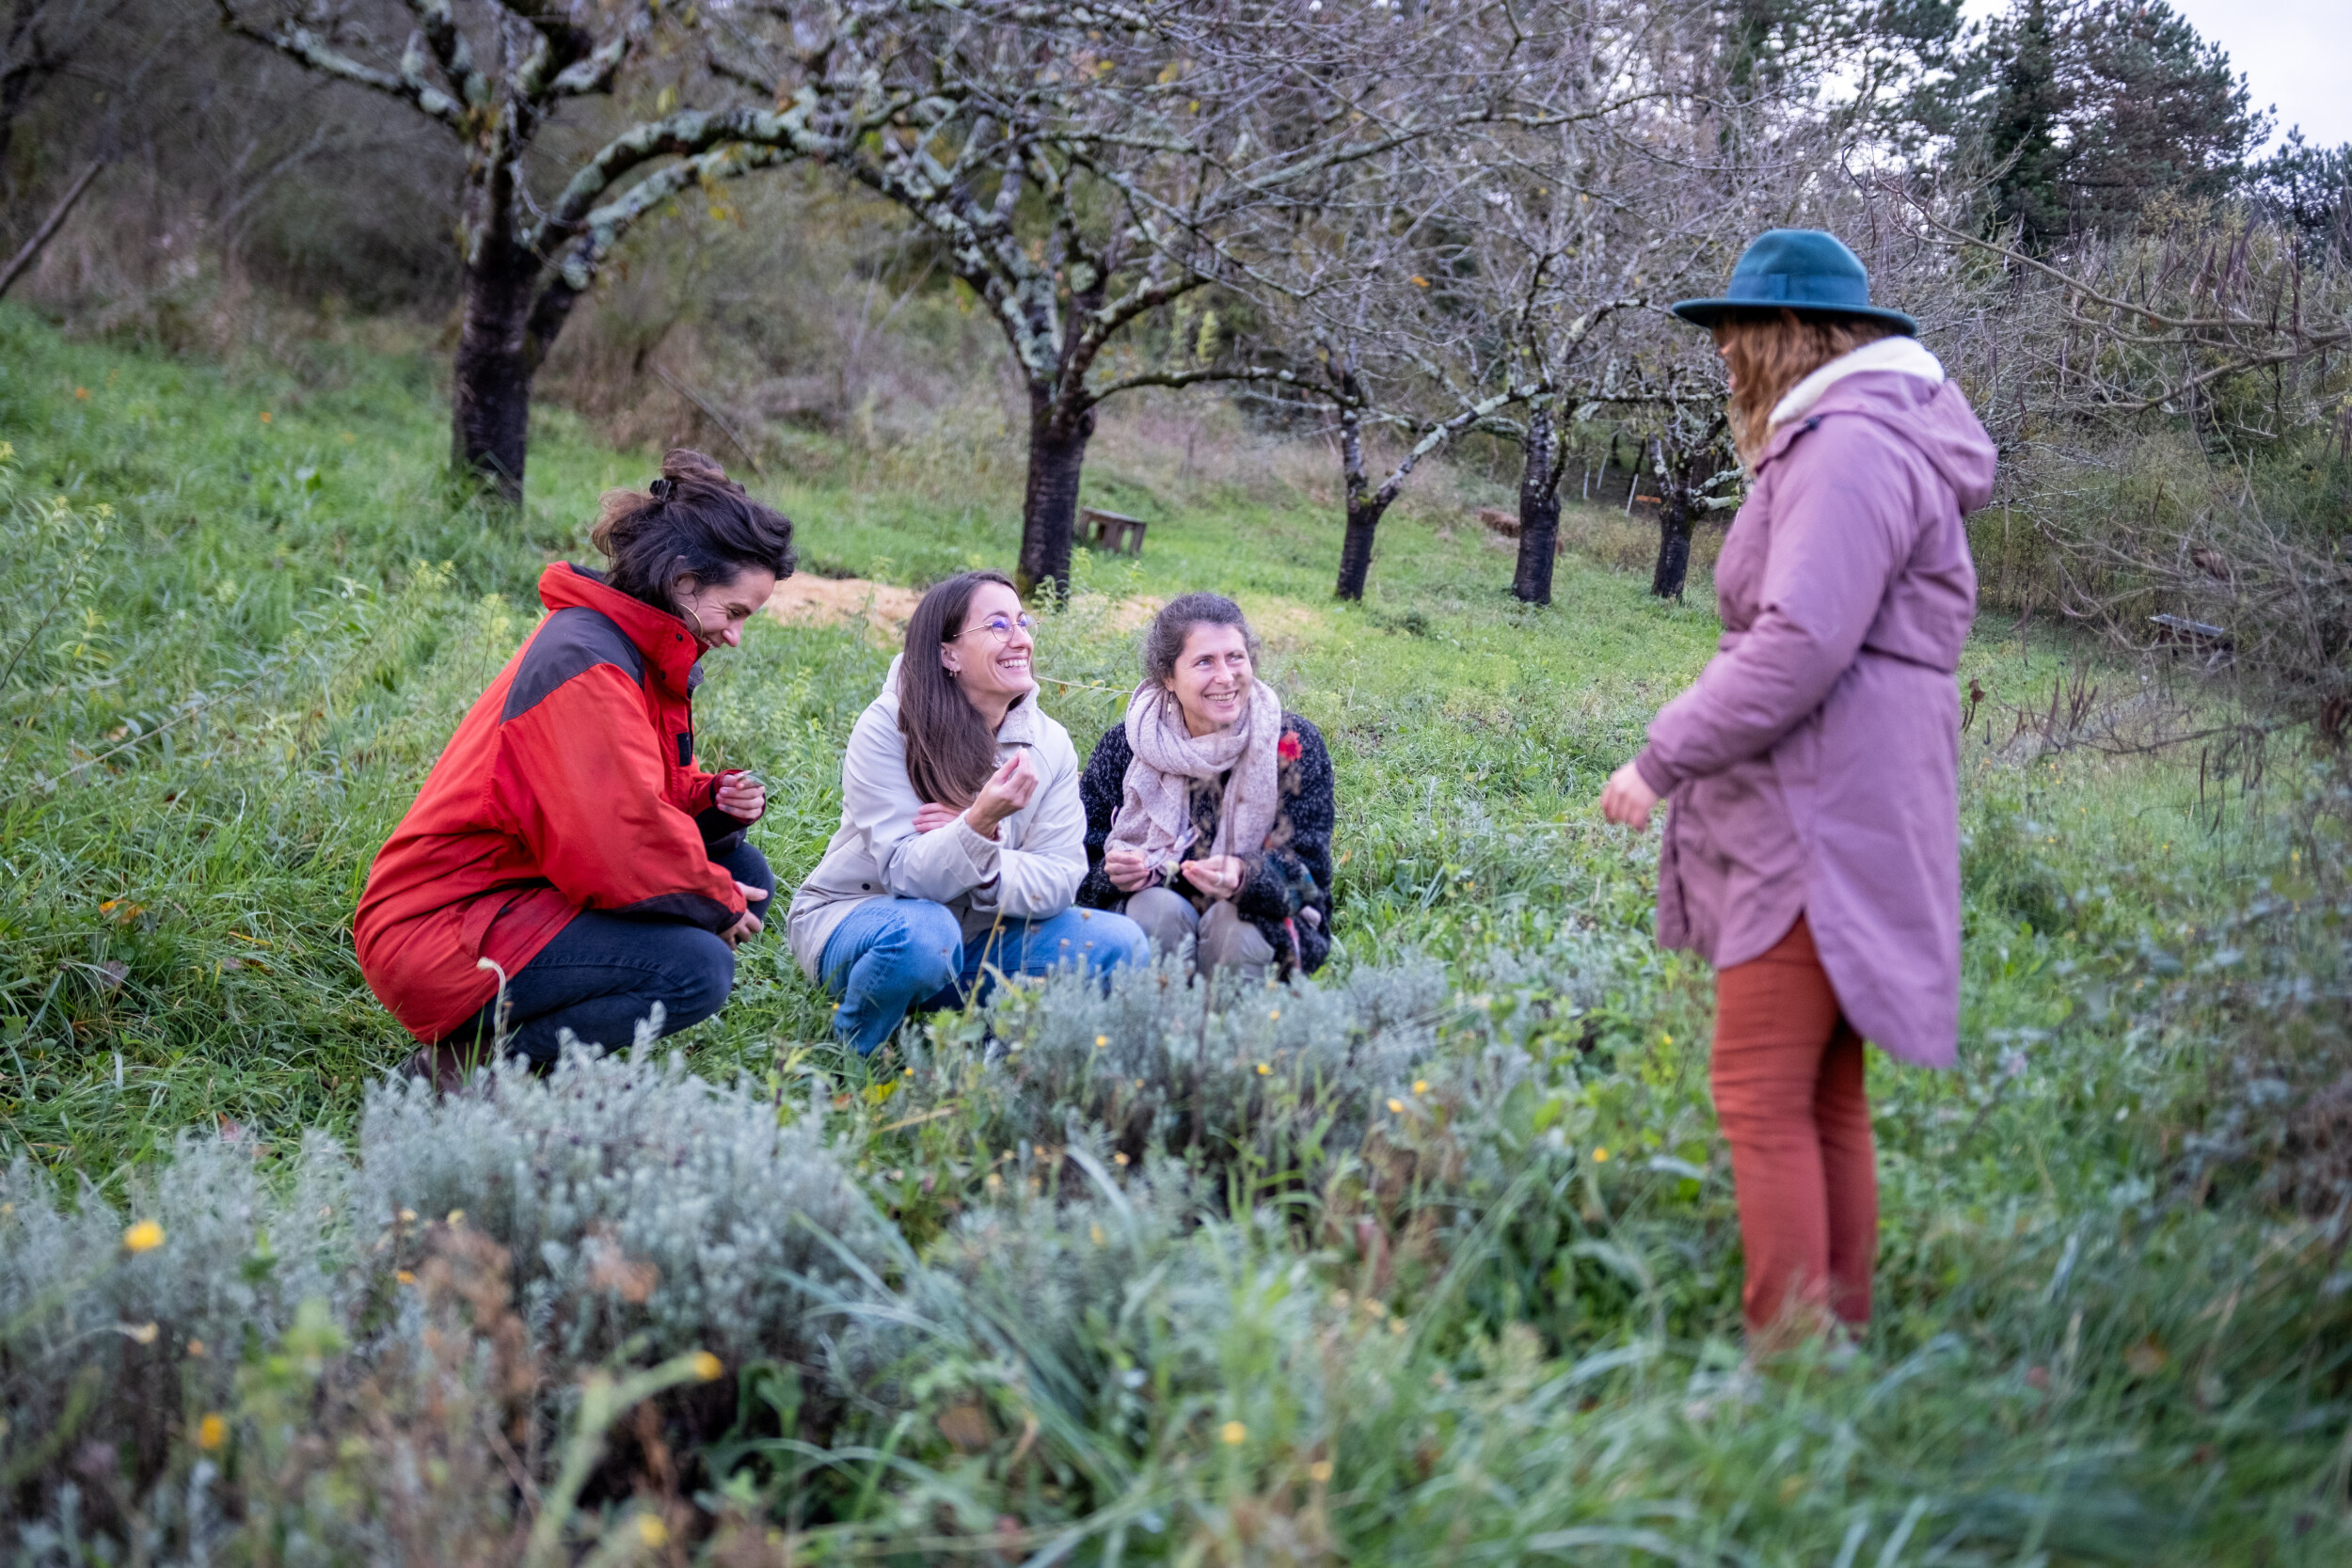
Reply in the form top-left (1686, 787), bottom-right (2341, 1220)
top-left (356, 449), bottom-right (795, 1088)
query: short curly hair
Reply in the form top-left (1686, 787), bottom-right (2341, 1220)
top-left (1142, 592), bottom-right (1261, 684)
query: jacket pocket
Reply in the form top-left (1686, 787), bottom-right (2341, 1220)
top-left (458, 886), bottom-right (534, 959)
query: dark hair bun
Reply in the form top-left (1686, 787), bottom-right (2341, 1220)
top-left (588, 448), bottom-right (795, 616)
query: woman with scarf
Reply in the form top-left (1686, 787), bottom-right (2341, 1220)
top-left (1076, 594), bottom-right (1335, 980)
top-left (358, 449), bottom-right (794, 1089)
top-left (1597, 230), bottom-right (1996, 1348)
top-left (788, 570), bottom-right (1150, 1055)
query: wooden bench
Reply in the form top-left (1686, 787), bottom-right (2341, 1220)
top-left (1080, 506), bottom-right (1148, 556)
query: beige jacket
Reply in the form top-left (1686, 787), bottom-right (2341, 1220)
top-left (786, 656), bottom-right (1087, 981)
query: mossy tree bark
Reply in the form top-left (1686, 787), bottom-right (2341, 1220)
top-left (1512, 401), bottom-right (1566, 605)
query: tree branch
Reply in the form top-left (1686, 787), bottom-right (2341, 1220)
top-left (215, 0), bottom-right (463, 126)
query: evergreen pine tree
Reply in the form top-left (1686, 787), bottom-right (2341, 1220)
top-left (1981, 0), bottom-right (2068, 245)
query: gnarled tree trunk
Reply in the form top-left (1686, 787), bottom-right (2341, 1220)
top-left (1018, 388), bottom-right (1093, 601)
top-left (1332, 396), bottom-right (1392, 602)
top-left (1649, 491), bottom-right (1693, 599)
top-left (451, 252), bottom-right (539, 504)
top-left (1335, 492), bottom-right (1391, 602)
top-left (1511, 403), bottom-right (1565, 605)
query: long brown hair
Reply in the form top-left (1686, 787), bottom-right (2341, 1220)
top-left (898, 570), bottom-right (1019, 808)
top-left (1716, 309), bottom-right (1900, 464)
top-left (591, 448), bottom-right (796, 615)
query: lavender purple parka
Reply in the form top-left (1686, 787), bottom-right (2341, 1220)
top-left (1632, 341), bottom-right (1998, 1068)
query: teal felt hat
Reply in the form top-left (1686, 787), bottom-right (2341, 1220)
top-left (1670, 229), bottom-right (1917, 335)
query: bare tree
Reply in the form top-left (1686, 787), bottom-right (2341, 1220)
top-left (1227, 0), bottom-right (1699, 602)
top-left (1885, 178), bottom-right (2352, 739)
top-left (696, 0), bottom-right (1576, 596)
top-left (214, 0), bottom-right (934, 501)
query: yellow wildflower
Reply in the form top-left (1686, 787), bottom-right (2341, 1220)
top-left (1310, 1459), bottom-right (1335, 1482)
top-left (1412, 1079), bottom-right (1428, 1095)
top-left (197, 1414), bottom-right (227, 1450)
top-left (637, 1514), bottom-right (669, 1548)
top-left (1220, 1420), bottom-right (1248, 1446)
top-left (1387, 1098), bottom-right (1405, 1114)
top-left (692, 1352), bottom-right (723, 1383)
top-left (123, 1220), bottom-right (164, 1253)
top-left (1592, 1148), bottom-right (1610, 1163)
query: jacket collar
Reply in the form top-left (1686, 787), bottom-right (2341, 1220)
top-left (538, 562), bottom-right (702, 695)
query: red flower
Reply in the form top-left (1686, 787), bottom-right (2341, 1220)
top-left (1277, 730), bottom-right (1302, 763)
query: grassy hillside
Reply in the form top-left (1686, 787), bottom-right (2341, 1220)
top-left (3, 307), bottom-right (2348, 1561)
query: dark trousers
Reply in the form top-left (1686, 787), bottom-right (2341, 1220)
top-left (448, 841), bottom-right (774, 1065)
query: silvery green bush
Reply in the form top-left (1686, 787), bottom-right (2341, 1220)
top-left (349, 1044), bottom-right (893, 1370)
top-left (3, 1044), bottom-right (893, 1535)
top-left (912, 957), bottom-right (1445, 1162)
top-left (902, 957), bottom-right (1575, 1200)
top-left (0, 1132), bottom-right (354, 1473)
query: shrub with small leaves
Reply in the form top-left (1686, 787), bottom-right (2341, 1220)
top-left (349, 1045), bottom-right (895, 1370)
top-left (0, 1132), bottom-right (353, 1495)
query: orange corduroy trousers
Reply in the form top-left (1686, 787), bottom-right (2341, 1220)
top-left (1710, 914), bottom-right (1877, 1338)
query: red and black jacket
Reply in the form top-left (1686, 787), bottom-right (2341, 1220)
top-left (354, 563), bottom-right (752, 1043)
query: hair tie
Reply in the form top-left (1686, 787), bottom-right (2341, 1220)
top-left (648, 477), bottom-right (675, 502)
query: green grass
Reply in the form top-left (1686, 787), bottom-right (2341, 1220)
top-left (3, 302), bottom-right (2349, 1560)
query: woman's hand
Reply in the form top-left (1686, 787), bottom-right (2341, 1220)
top-left (1598, 761), bottom-right (1661, 831)
top-left (962, 752), bottom-right (1039, 840)
top-left (716, 770), bottom-right (766, 821)
top-left (720, 882), bottom-right (770, 948)
top-left (1179, 853), bottom-right (1247, 901)
top-left (1104, 847), bottom-right (1155, 894)
top-left (912, 801), bottom-right (960, 834)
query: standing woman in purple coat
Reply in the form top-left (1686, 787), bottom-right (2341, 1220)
top-left (1597, 230), bottom-right (1997, 1347)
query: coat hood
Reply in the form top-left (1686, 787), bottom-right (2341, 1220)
top-left (1759, 341), bottom-right (1996, 515)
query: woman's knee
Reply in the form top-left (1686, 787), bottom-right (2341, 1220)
top-left (717, 841), bottom-right (777, 903)
top-left (1122, 887), bottom-right (1198, 953)
top-left (660, 930), bottom-right (738, 1030)
top-left (1198, 902), bottom-right (1275, 974)
top-left (1071, 908), bottom-right (1151, 974)
top-left (871, 900), bottom-right (965, 994)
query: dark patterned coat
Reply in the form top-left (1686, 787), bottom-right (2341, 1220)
top-left (1075, 712), bottom-right (1335, 975)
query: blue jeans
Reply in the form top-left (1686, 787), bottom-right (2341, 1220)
top-left (449, 841), bottom-right (774, 1065)
top-left (818, 898), bottom-right (1150, 1055)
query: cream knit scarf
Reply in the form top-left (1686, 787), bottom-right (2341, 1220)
top-left (1107, 677), bottom-right (1283, 874)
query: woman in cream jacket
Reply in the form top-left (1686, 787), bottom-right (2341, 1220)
top-left (788, 570), bottom-right (1149, 1053)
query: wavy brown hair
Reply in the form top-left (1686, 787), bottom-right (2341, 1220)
top-left (898, 570), bottom-right (1021, 809)
top-left (590, 448), bottom-right (796, 616)
top-left (1715, 309), bottom-right (1900, 464)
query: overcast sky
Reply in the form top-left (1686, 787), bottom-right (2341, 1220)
top-left (1960, 0), bottom-right (2352, 150)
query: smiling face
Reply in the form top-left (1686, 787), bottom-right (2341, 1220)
top-left (1164, 621), bottom-right (1254, 737)
top-left (675, 566), bottom-right (778, 651)
top-left (939, 580), bottom-right (1036, 709)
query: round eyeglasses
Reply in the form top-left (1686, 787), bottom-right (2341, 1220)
top-left (951, 612), bottom-right (1038, 643)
